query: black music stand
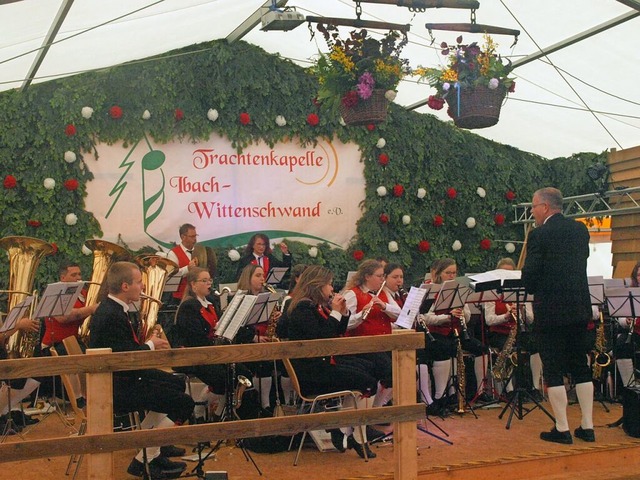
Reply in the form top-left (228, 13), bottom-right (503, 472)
top-left (496, 280), bottom-right (555, 429)
top-left (606, 287), bottom-right (640, 386)
top-left (264, 267), bottom-right (288, 287)
top-left (432, 280), bottom-right (478, 419)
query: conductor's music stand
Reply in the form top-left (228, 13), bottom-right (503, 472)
top-left (497, 279), bottom-right (555, 429)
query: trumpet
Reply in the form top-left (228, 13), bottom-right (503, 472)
top-left (362, 281), bottom-right (386, 320)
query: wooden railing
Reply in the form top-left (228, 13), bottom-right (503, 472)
top-left (0, 332), bottom-right (424, 480)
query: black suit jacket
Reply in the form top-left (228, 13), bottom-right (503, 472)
top-left (172, 297), bottom-right (219, 348)
top-left (236, 252), bottom-right (292, 280)
top-left (521, 213), bottom-right (591, 327)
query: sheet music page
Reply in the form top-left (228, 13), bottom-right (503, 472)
top-left (33, 282), bottom-right (84, 318)
top-left (395, 287), bottom-right (428, 329)
top-left (588, 275), bottom-right (605, 305)
top-left (433, 280), bottom-right (466, 312)
top-left (215, 292), bottom-right (245, 336)
top-left (245, 292), bottom-right (273, 325)
top-left (0, 296), bottom-right (35, 332)
top-left (222, 295), bottom-right (258, 341)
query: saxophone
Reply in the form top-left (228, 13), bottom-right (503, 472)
top-left (492, 320), bottom-right (518, 381)
top-left (454, 329), bottom-right (466, 414)
top-left (263, 283), bottom-right (281, 341)
top-left (592, 311), bottom-right (611, 380)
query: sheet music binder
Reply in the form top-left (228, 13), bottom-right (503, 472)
top-left (395, 286), bottom-right (428, 330)
top-left (215, 293), bottom-right (259, 341)
top-left (32, 281), bottom-right (84, 319)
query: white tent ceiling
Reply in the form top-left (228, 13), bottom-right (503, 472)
top-left (0, 0), bottom-right (638, 159)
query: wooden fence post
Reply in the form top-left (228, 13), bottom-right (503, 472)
top-left (86, 348), bottom-right (113, 480)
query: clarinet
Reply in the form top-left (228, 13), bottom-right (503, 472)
top-left (416, 315), bottom-right (435, 342)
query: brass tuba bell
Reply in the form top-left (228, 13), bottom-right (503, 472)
top-left (0, 236), bottom-right (54, 358)
top-left (78, 239), bottom-right (131, 345)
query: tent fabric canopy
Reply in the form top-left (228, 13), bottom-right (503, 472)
top-left (0, 0), bottom-right (638, 159)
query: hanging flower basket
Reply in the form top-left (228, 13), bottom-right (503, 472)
top-left (445, 84), bottom-right (507, 129)
top-left (340, 89), bottom-right (389, 126)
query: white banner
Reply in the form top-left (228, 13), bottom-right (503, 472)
top-left (85, 133), bottom-right (365, 250)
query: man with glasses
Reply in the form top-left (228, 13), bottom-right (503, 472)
top-left (522, 187), bottom-right (594, 444)
top-left (167, 223), bottom-right (200, 301)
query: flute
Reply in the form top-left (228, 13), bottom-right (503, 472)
top-left (361, 281), bottom-right (386, 320)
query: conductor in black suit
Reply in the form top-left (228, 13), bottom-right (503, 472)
top-left (236, 233), bottom-right (292, 281)
top-left (521, 187), bottom-right (594, 445)
top-left (89, 261), bottom-right (194, 478)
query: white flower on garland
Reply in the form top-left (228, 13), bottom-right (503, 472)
top-left (376, 186), bottom-right (387, 197)
top-left (488, 78), bottom-right (500, 90)
top-left (82, 245), bottom-right (92, 256)
top-left (417, 188), bottom-right (427, 199)
top-left (402, 215), bottom-right (411, 225)
top-left (376, 138), bottom-right (386, 149)
top-left (207, 108), bottom-right (219, 122)
top-left (81, 106), bottom-right (93, 119)
top-left (43, 178), bottom-right (56, 190)
top-left (142, 110), bottom-right (151, 120)
top-left (465, 217), bottom-right (476, 229)
top-left (64, 151), bottom-right (77, 163)
top-left (228, 249), bottom-right (240, 262)
top-left (339, 117), bottom-right (346, 127)
top-left (385, 90), bottom-right (397, 102)
top-left (505, 242), bottom-right (516, 253)
top-left (65, 213), bottom-right (78, 226)
top-left (308, 246), bottom-right (318, 258)
top-left (442, 82), bottom-right (451, 92)
top-left (275, 115), bottom-right (287, 127)
top-left (452, 240), bottom-right (462, 251)
top-left (476, 187), bottom-right (486, 198)
top-left (388, 241), bottom-right (399, 253)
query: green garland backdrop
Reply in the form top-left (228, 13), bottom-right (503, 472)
top-left (0, 39), bottom-right (606, 290)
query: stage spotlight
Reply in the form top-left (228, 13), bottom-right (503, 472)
top-left (587, 164), bottom-right (608, 181)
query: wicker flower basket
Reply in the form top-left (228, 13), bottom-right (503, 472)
top-left (340, 89), bottom-right (389, 126)
top-left (445, 85), bottom-right (507, 129)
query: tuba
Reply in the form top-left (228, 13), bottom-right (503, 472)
top-left (0, 236), bottom-right (54, 358)
top-left (135, 255), bottom-right (178, 342)
top-left (78, 239), bottom-right (130, 345)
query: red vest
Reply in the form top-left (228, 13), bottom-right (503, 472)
top-left (171, 246), bottom-right (190, 299)
top-left (250, 255), bottom-right (270, 276)
top-left (201, 304), bottom-right (219, 340)
top-left (346, 286), bottom-right (393, 337)
top-left (42, 290), bottom-right (87, 346)
top-left (427, 293), bottom-right (462, 337)
top-left (488, 301), bottom-right (516, 335)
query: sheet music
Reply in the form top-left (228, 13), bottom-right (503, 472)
top-left (215, 292), bottom-right (245, 337)
top-left (265, 267), bottom-right (288, 285)
top-left (33, 282), bottom-right (84, 318)
top-left (395, 287), bottom-right (427, 329)
top-left (220, 295), bottom-right (258, 341)
top-left (245, 292), bottom-right (277, 325)
top-left (0, 296), bottom-right (35, 332)
top-left (433, 280), bottom-right (469, 313)
top-left (605, 287), bottom-right (640, 318)
top-left (588, 275), bottom-right (605, 305)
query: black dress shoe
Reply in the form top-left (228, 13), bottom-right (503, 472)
top-left (574, 426), bottom-right (595, 442)
top-left (328, 429), bottom-right (345, 452)
top-left (127, 456), bottom-right (186, 479)
top-left (366, 425), bottom-right (386, 443)
top-left (346, 435), bottom-right (376, 459)
top-left (540, 427), bottom-right (573, 445)
top-left (160, 445), bottom-right (186, 457)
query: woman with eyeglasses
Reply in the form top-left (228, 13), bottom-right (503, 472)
top-left (172, 267), bottom-right (249, 422)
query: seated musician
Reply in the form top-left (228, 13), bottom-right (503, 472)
top-left (484, 257), bottom-right (542, 401)
top-left (287, 265), bottom-right (378, 458)
top-left (418, 258), bottom-right (491, 415)
top-left (88, 261), bottom-right (194, 480)
top-left (172, 267), bottom-right (251, 422)
top-left (342, 259), bottom-right (394, 409)
top-left (0, 316), bottom-right (41, 432)
top-left (614, 260), bottom-right (640, 386)
top-left (235, 233), bottom-right (292, 284)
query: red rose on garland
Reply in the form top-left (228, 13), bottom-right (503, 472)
top-left (64, 179), bottom-right (79, 191)
top-left (480, 238), bottom-right (492, 250)
top-left (174, 108), bottom-right (184, 121)
top-left (426, 95), bottom-right (445, 111)
top-left (366, 124), bottom-right (375, 132)
top-left (392, 184), bottom-right (404, 197)
top-left (27, 220), bottom-right (42, 228)
top-left (446, 187), bottom-right (457, 199)
top-left (433, 215), bottom-right (444, 227)
top-left (494, 213), bottom-right (505, 226)
top-left (378, 153), bottom-right (389, 166)
top-left (3, 175), bottom-right (17, 189)
top-left (307, 113), bottom-right (319, 126)
top-left (109, 106), bottom-right (123, 119)
top-left (341, 91), bottom-right (358, 108)
top-left (379, 213), bottom-right (389, 224)
top-left (239, 112), bottom-right (251, 125)
top-left (64, 124), bottom-right (77, 136)
top-left (505, 190), bottom-right (516, 201)
top-left (353, 250), bottom-right (365, 261)
top-left (418, 240), bottom-right (431, 253)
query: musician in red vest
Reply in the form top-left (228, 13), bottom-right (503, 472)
top-left (235, 233), bottom-right (292, 282)
top-left (166, 223), bottom-right (199, 301)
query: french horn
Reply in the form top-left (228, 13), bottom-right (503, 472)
top-left (0, 236), bottom-right (54, 358)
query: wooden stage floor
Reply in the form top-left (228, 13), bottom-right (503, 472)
top-left (3, 397), bottom-right (640, 480)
